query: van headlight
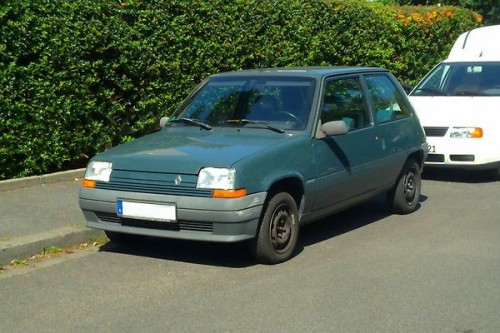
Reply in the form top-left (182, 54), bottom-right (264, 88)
top-left (197, 167), bottom-right (235, 190)
top-left (84, 161), bottom-right (113, 182)
top-left (450, 127), bottom-right (483, 138)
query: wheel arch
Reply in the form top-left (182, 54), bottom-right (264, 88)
top-left (266, 176), bottom-right (305, 213)
top-left (408, 149), bottom-right (425, 170)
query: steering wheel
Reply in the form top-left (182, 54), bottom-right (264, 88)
top-left (272, 111), bottom-right (304, 128)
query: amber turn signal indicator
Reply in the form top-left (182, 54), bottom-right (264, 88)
top-left (212, 189), bottom-right (247, 198)
top-left (471, 127), bottom-right (483, 138)
top-left (82, 179), bottom-right (96, 188)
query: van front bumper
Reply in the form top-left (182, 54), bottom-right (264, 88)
top-left (425, 137), bottom-right (500, 170)
top-left (79, 187), bottom-right (266, 243)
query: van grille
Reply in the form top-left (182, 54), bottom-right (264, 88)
top-left (95, 212), bottom-right (214, 232)
top-left (424, 127), bottom-right (448, 137)
top-left (426, 154), bottom-right (445, 163)
top-left (95, 170), bottom-right (212, 197)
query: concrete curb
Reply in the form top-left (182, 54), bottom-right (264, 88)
top-left (0, 168), bottom-right (100, 267)
top-left (0, 168), bottom-right (86, 192)
top-left (0, 227), bottom-right (105, 266)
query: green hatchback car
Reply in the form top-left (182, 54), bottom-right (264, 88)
top-left (79, 67), bottom-right (427, 264)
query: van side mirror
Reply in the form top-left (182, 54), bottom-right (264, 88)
top-left (401, 83), bottom-right (413, 94)
top-left (159, 116), bottom-right (170, 128)
top-left (321, 120), bottom-right (348, 137)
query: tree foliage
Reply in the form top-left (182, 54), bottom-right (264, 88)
top-left (0, 0), bottom-right (480, 179)
top-left (379, 0), bottom-right (499, 24)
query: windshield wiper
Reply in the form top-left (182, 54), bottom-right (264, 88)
top-left (452, 90), bottom-right (489, 96)
top-left (413, 87), bottom-right (448, 96)
top-left (171, 118), bottom-right (212, 130)
top-left (225, 119), bottom-right (285, 134)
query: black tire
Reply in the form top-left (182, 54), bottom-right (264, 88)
top-left (388, 159), bottom-right (421, 214)
top-left (105, 231), bottom-right (139, 245)
top-left (250, 192), bottom-right (299, 264)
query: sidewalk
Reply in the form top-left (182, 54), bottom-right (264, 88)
top-left (0, 169), bottom-right (104, 266)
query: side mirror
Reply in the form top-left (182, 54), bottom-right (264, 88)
top-left (159, 116), bottom-right (170, 128)
top-left (321, 120), bottom-right (348, 137)
top-left (401, 83), bottom-right (414, 94)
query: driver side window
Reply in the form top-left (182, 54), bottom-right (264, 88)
top-left (320, 77), bottom-right (370, 131)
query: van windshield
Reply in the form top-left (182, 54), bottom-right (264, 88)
top-left (172, 76), bottom-right (316, 130)
top-left (411, 62), bottom-right (500, 97)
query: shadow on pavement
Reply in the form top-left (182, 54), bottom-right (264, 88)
top-left (298, 195), bottom-right (393, 249)
top-left (99, 195), bottom-right (406, 267)
top-left (423, 168), bottom-right (497, 183)
top-left (99, 236), bottom-right (256, 268)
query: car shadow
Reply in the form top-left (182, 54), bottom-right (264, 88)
top-left (99, 194), bottom-right (424, 267)
top-left (99, 236), bottom-right (256, 268)
top-left (296, 195), bottom-right (394, 250)
top-left (422, 168), bottom-right (497, 183)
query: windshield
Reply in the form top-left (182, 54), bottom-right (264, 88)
top-left (411, 62), bottom-right (500, 97)
top-left (171, 76), bottom-right (316, 130)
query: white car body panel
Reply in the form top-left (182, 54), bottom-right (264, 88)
top-left (410, 96), bottom-right (500, 167)
top-left (448, 25), bottom-right (500, 62)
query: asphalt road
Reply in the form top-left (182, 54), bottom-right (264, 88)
top-left (1, 170), bottom-right (499, 333)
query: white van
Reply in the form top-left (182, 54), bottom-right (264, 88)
top-left (409, 25), bottom-right (500, 178)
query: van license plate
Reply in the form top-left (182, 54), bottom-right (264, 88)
top-left (117, 200), bottom-right (176, 222)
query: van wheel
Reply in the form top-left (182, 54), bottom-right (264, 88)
top-left (388, 159), bottom-right (421, 214)
top-left (250, 192), bottom-right (299, 264)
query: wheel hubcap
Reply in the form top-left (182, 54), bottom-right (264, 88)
top-left (403, 171), bottom-right (416, 204)
top-left (269, 204), bottom-right (294, 253)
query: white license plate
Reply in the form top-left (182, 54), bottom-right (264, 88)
top-left (117, 200), bottom-right (176, 222)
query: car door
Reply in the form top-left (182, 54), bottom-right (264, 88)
top-left (363, 73), bottom-right (416, 186)
top-left (311, 75), bottom-right (385, 211)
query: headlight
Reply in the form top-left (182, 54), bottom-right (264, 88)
top-left (450, 127), bottom-right (483, 138)
top-left (84, 161), bottom-right (113, 182)
top-left (197, 167), bottom-right (235, 190)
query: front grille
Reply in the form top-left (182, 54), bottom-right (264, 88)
top-left (424, 127), bottom-right (448, 137)
top-left (426, 154), bottom-right (445, 163)
top-left (96, 170), bottom-right (212, 197)
top-left (95, 212), bottom-right (214, 233)
top-left (450, 155), bottom-right (474, 162)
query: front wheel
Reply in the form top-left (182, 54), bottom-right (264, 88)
top-left (250, 192), bottom-right (299, 264)
top-left (388, 159), bottom-right (421, 214)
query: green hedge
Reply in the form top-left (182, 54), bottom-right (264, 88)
top-left (0, 0), bottom-right (479, 180)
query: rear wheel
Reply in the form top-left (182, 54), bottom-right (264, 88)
top-left (388, 159), bottom-right (421, 214)
top-left (250, 192), bottom-right (299, 264)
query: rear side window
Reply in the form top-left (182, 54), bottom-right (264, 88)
top-left (320, 77), bottom-right (370, 131)
top-left (364, 74), bottom-right (412, 123)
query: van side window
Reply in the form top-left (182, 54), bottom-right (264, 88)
top-left (365, 74), bottom-right (412, 123)
top-left (320, 77), bottom-right (370, 131)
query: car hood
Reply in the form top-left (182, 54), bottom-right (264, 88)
top-left (409, 96), bottom-right (500, 127)
top-left (93, 127), bottom-right (299, 174)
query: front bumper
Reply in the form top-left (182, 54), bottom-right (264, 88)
top-left (425, 137), bottom-right (500, 170)
top-left (79, 187), bottom-right (266, 242)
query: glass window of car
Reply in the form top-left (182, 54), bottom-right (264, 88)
top-left (364, 74), bottom-right (412, 123)
top-left (176, 76), bottom-right (316, 130)
top-left (411, 62), bottom-right (500, 97)
top-left (320, 77), bottom-right (370, 131)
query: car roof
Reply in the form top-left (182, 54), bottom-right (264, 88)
top-left (210, 66), bottom-right (388, 79)
top-left (447, 24), bottom-right (500, 62)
